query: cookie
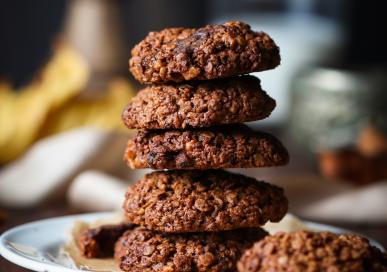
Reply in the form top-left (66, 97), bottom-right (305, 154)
top-left (122, 75), bottom-right (275, 129)
top-left (124, 124), bottom-right (289, 169)
top-left (123, 170), bottom-right (288, 232)
top-left (237, 231), bottom-right (387, 272)
top-left (77, 223), bottom-right (135, 258)
top-left (115, 227), bottom-right (268, 272)
top-left (129, 21), bottom-right (280, 84)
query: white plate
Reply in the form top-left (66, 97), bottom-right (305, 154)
top-left (0, 212), bottom-right (384, 272)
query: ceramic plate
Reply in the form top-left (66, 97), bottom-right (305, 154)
top-left (0, 212), bottom-right (384, 272)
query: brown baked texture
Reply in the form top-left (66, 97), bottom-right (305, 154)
top-left (122, 75), bottom-right (275, 129)
top-left (129, 21), bottom-right (280, 84)
top-left (237, 231), bottom-right (387, 272)
top-left (124, 124), bottom-right (289, 169)
top-left (115, 227), bottom-right (268, 272)
top-left (77, 223), bottom-right (135, 258)
top-left (123, 170), bottom-right (288, 233)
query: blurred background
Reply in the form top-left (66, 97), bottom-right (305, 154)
top-left (0, 0), bottom-right (387, 269)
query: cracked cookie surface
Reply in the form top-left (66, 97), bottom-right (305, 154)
top-left (129, 21), bottom-right (280, 84)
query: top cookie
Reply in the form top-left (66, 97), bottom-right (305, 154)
top-left (237, 231), bottom-right (387, 272)
top-left (129, 21), bottom-right (280, 84)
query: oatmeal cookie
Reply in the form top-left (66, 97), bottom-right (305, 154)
top-left (122, 75), bottom-right (275, 129)
top-left (237, 231), bottom-right (387, 272)
top-left (123, 170), bottom-right (288, 232)
top-left (124, 124), bottom-right (289, 169)
top-left (77, 223), bottom-right (135, 258)
top-left (115, 227), bottom-right (268, 272)
top-left (129, 21), bottom-right (280, 83)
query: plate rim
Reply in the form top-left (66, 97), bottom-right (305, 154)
top-left (0, 212), bottom-right (113, 272)
top-left (0, 212), bottom-right (385, 272)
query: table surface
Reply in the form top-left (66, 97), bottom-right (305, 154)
top-left (1, 135), bottom-right (387, 271)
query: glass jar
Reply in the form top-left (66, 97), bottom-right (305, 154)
top-left (288, 66), bottom-right (387, 151)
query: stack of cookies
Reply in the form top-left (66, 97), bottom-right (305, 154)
top-left (115, 21), bottom-right (289, 271)
top-left (77, 21), bottom-right (387, 272)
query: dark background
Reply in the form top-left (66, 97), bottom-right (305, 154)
top-left (1, 0), bottom-right (386, 87)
